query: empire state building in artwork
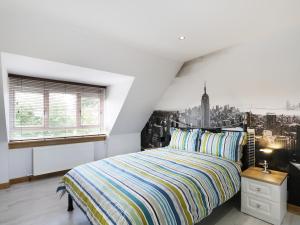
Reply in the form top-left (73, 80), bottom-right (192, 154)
top-left (201, 83), bottom-right (210, 127)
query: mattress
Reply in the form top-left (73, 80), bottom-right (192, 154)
top-left (61, 147), bottom-right (241, 225)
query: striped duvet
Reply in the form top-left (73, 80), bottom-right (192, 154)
top-left (62, 148), bottom-right (241, 225)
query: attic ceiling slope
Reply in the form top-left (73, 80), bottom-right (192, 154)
top-left (0, 7), bottom-right (182, 136)
top-left (1, 0), bottom-right (300, 61)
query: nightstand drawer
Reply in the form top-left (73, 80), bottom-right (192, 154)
top-left (241, 167), bottom-right (287, 225)
top-left (241, 192), bottom-right (281, 225)
top-left (242, 177), bottom-right (280, 202)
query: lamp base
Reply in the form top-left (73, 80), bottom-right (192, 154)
top-left (261, 168), bottom-right (271, 174)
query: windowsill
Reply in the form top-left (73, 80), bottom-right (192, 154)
top-left (8, 135), bottom-right (107, 149)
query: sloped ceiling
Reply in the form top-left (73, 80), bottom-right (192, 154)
top-left (1, 0), bottom-right (300, 62)
top-left (0, 6), bottom-right (181, 136)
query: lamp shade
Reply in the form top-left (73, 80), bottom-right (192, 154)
top-left (260, 148), bottom-right (273, 154)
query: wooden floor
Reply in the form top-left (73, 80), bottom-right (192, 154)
top-left (0, 176), bottom-right (300, 225)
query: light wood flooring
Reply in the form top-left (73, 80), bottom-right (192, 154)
top-left (0, 176), bottom-right (299, 225)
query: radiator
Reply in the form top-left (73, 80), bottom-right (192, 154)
top-left (33, 142), bottom-right (94, 176)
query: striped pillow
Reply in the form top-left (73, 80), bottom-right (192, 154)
top-left (223, 131), bottom-right (247, 161)
top-left (169, 128), bottom-right (199, 151)
top-left (199, 131), bottom-right (246, 161)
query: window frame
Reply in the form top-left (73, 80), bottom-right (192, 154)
top-left (13, 89), bottom-right (45, 129)
top-left (8, 74), bottom-right (106, 148)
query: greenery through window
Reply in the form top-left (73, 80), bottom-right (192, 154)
top-left (15, 91), bottom-right (44, 127)
top-left (9, 75), bottom-right (105, 141)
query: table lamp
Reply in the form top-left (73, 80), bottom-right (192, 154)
top-left (259, 148), bottom-right (273, 174)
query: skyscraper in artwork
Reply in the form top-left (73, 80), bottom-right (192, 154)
top-left (201, 83), bottom-right (210, 127)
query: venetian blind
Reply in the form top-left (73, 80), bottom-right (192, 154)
top-left (9, 74), bottom-right (105, 141)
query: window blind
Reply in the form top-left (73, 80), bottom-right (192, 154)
top-left (9, 74), bottom-right (105, 141)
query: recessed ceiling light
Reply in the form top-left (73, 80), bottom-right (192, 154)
top-left (178, 36), bottom-right (186, 40)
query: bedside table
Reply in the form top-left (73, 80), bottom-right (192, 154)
top-left (241, 167), bottom-right (288, 225)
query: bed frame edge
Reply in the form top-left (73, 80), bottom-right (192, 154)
top-left (68, 193), bottom-right (74, 212)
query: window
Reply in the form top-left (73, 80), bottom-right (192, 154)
top-left (9, 74), bottom-right (105, 142)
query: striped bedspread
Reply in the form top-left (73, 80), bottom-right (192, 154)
top-left (62, 148), bottom-right (241, 225)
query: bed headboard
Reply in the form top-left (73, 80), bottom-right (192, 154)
top-left (170, 118), bottom-right (255, 171)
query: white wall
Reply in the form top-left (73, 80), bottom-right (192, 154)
top-left (0, 57), bottom-right (9, 183)
top-left (157, 26), bottom-right (300, 115)
top-left (0, 9), bottom-right (181, 183)
top-left (105, 81), bottom-right (133, 133)
top-left (107, 133), bottom-right (141, 157)
top-left (94, 141), bottom-right (107, 161)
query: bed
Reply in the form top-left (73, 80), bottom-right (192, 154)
top-left (60, 147), bottom-right (242, 225)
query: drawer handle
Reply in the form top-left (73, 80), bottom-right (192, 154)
top-left (256, 188), bottom-right (261, 192)
top-left (256, 204), bottom-right (261, 208)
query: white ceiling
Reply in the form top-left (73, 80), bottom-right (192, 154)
top-left (1, 0), bottom-right (300, 62)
